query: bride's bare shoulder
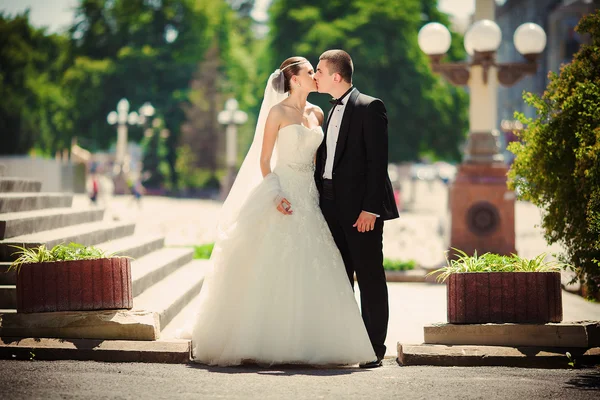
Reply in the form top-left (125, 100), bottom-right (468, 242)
top-left (307, 102), bottom-right (324, 125)
top-left (267, 103), bottom-right (286, 122)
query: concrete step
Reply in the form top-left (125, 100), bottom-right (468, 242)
top-left (0, 220), bottom-right (136, 261)
top-left (134, 260), bottom-right (211, 333)
top-left (0, 310), bottom-right (161, 341)
top-left (0, 178), bottom-right (42, 193)
top-left (0, 284), bottom-right (15, 309)
top-left (424, 322), bottom-right (599, 348)
top-left (95, 235), bottom-right (165, 261)
top-left (397, 343), bottom-right (600, 368)
top-left (0, 193), bottom-right (73, 213)
top-left (160, 286), bottom-right (203, 339)
top-left (0, 207), bottom-right (105, 240)
top-left (0, 337), bottom-right (191, 363)
top-left (131, 247), bottom-right (194, 298)
top-left (0, 262), bottom-right (12, 285)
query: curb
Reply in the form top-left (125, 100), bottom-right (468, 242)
top-left (0, 337), bottom-right (191, 364)
top-left (397, 343), bottom-right (600, 368)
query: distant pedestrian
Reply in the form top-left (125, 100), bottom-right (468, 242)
top-left (89, 175), bottom-right (99, 205)
top-left (131, 179), bottom-right (145, 208)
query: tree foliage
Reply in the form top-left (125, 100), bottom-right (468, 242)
top-left (0, 12), bottom-right (71, 155)
top-left (508, 11), bottom-right (600, 297)
top-left (268, 0), bottom-right (468, 162)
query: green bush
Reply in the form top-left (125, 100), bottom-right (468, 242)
top-left (193, 243), bottom-right (215, 259)
top-left (507, 11), bottom-right (600, 298)
top-left (383, 259), bottom-right (416, 271)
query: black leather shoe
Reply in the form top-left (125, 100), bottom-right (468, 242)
top-left (359, 358), bottom-right (383, 368)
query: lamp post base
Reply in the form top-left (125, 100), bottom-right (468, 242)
top-left (448, 162), bottom-right (516, 257)
top-left (220, 166), bottom-right (237, 200)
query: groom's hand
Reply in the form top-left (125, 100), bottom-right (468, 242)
top-left (353, 211), bottom-right (376, 232)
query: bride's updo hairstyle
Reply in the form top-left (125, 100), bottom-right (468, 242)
top-left (272, 56), bottom-right (308, 94)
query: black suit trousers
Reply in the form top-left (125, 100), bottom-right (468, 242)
top-left (320, 195), bottom-right (389, 359)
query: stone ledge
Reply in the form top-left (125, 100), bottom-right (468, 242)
top-left (0, 337), bottom-right (190, 363)
top-left (424, 321), bottom-right (600, 348)
top-left (0, 310), bottom-right (159, 341)
top-left (397, 343), bottom-right (600, 368)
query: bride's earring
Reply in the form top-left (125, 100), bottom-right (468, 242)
top-left (297, 82), bottom-right (301, 88)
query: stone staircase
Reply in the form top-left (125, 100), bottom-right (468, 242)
top-left (0, 173), bottom-right (209, 337)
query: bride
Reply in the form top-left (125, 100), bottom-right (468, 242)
top-left (184, 56), bottom-right (376, 366)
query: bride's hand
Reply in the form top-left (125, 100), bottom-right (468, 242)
top-left (276, 198), bottom-right (293, 215)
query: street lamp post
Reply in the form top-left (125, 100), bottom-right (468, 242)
top-left (107, 99), bottom-right (156, 193)
top-left (417, 0), bottom-right (547, 257)
top-left (217, 98), bottom-right (248, 199)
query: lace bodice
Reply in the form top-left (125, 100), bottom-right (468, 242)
top-left (275, 124), bottom-right (324, 171)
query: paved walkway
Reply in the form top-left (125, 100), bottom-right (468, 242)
top-left (73, 179), bottom-right (567, 268)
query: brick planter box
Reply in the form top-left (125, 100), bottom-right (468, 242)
top-left (447, 272), bottom-right (562, 324)
top-left (16, 258), bottom-right (132, 313)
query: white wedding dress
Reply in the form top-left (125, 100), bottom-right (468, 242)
top-left (185, 124), bottom-right (376, 366)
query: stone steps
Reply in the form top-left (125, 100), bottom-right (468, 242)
top-left (0, 178), bottom-right (42, 193)
top-left (160, 284), bottom-right (204, 339)
top-left (0, 262), bottom-right (11, 285)
top-left (0, 193), bottom-right (73, 213)
top-left (134, 259), bottom-right (211, 332)
top-left (131, 247), bottom-right (194, 298)
top-left (0, 285), bottom-right (15, 309)
top-left (0, 220), bottom-right (136, 261)
top-left (0, 207), bottom-right (105, 240)
top-left (95, 235), bottom-right (165, 261)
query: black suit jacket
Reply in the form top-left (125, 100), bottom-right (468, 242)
top-left (315, 89), bottom-right (399, 223)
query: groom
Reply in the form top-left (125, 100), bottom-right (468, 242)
top-left (314, 49), bottom-right (399, 368)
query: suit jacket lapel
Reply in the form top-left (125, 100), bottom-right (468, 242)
top-left (318, 106), bottom-right (335, 166)
top-left (333, 89), bottom-right (359, 169)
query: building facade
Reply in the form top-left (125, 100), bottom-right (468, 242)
top-left (496, 0), bottom-right (599, 122)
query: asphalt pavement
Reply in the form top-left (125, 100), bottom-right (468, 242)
top-left (1, 359), bottom-right (599, 399)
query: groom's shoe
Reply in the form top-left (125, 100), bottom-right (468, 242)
top-left (359, 357), bottom-right (383, 369)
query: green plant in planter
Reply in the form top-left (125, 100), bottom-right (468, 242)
top-left (8, 243), bottom-right (124, 273)
top-left (429, 248), bottom-right (566, 283)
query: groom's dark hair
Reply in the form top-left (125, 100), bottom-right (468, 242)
top-left (319, 50), bottom-right (353, 83)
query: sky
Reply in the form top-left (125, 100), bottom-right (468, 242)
top-left (0, 0), bottom-right (477, 33)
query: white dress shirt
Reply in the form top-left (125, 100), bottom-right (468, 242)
top-left (323, 87), bottom-right (355, 180)
top-left (323, 88), bottom-right (379, 218)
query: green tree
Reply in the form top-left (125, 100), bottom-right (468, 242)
top-left (69, 0), bottom-right (257, 189)
top-left (267, 0), bottom-right (468, 162)
top-left (0, 12), bottom-right (71, 155)
top-left (508, 11), bottom-right (600, 297)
